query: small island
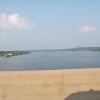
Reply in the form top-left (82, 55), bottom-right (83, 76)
top-left (0, 51), bottom-right (31, 58)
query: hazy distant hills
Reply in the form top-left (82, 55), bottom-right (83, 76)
top-left (31, 47), bottom-right (100, 52)
top-left (67, 47), bottom-right (100, 51)
top-left (1, 47), bottom-right (100, 52)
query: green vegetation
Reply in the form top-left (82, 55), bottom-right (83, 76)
top-left (0, 51), bottom-right (31, 58)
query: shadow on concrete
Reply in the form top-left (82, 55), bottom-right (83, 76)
top-left (64, 89), bottom-right (100, 100)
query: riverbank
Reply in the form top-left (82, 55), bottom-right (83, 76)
top-left (0, 51), bottom-right (31, 58)
top-left (0, 68), bottom-right (100, 100)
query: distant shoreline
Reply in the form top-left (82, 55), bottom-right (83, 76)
top-left (0, 51), bottom-right (31, 58)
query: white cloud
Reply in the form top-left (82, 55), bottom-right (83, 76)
top-left (0, 13), bottom-right (34, 30)
top-left (80, 25), bottom-right (96, 32)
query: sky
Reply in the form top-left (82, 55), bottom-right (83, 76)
top-left (0, 0), bottom-right (100, 50)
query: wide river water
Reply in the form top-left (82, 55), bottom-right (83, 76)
top-left (0, 51), bottom-right (100, 71)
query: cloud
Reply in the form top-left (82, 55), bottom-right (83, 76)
top-left (0, 13), bottom-right (34, 30)
top-left (80, 25), bottom-right (96, 32)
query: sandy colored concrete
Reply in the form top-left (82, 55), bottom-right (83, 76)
top-left (0, 68), bottom-right (100, 100)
